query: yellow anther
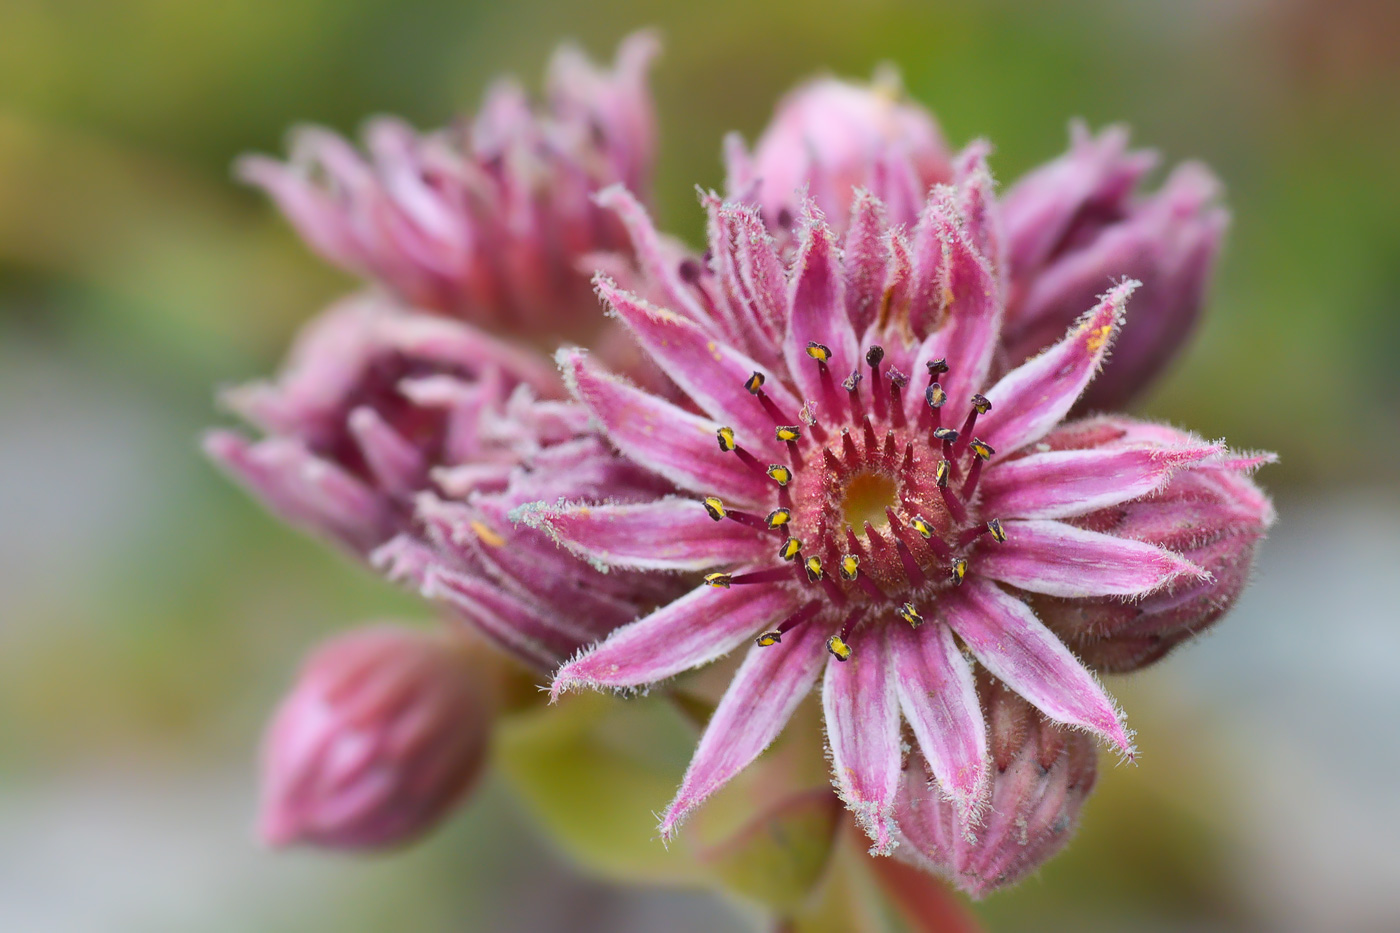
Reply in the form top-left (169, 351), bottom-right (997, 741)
top-left (987, 519), bottom-right (1006, 543)
top-left (716, 426), bottom-right (737, 452)
top-left (704, 572), bottom-right (733, 588)
top-left (776, 425), bottom-right (802, 443)
top-left (826, 634), bottom-right (852, 661)
top-left (767, 464), bottom-right (792, 486)
top-left (779, 537), bottom-right (803, 561)
top-left (950, 558), bottom-right (968, 585)
top-left (745, 371), bottom-right (766, 394)
top-left (703, 496), bottom-right (727, 521)
top-left (898, 603), bottom-right (923, 628)
top-left (970, 394), bottom-right (993, 414)
top-left (755, 631), bottom-right (782, 647)
top-left (766, 508), bottom-right (792, 529)
top-left (840, 554), bottom-right (860, 581)
top-left (910, 515), bottom-right (934, 539)
top-left (806, 342), bottom-right (832, 362)
top-left (935, 461), bottom-right (951, 488)
top-left (926, 383), bottom-right (947, 408)
top-left (970, 438), bottom-right (995, 460)
top-left (805, 555), bottom-right (825, 582)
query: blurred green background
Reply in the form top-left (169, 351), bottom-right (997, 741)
top-left (1, 1), bottom-right (1397, 930)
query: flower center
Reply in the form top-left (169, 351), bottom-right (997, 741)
top-left (841, 472), bottom-right (897, 532)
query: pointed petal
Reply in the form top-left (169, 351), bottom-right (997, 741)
top-left (980, 444), bottom-right (1221, 520)
top-left (979, 281), bottom-right (1137, 454)
top-left (906, 200), bottom-right (1002, 426)
top-left (942, 580), bottom-right (1132, 753)
top-left (559, 348), bottom-right (769, 506)
top-left (660, 620), bottom-right (828, 838)
top-left (823, 623), bottom-right (901, 853)
top-left (551, 583), bottom-right (801, 699)
top-left (952, 140), bottom-right (1002, 276)
top-left (514, 496), bottom-right (773, 571)
top-left (423, 566), bottom-right (582, 671)
top-left (721, 203), bottom-right (787, 345)
top-left (888, 621), bottom-right (988, 822)
top-left (843, 192), bottom-right (890, 334)
top-left (978, 518), bottom-right (1206, 598)
top-left (596, 277), bottom-right (799, 453)
top-left (784, 214), bottom-right (858, 405)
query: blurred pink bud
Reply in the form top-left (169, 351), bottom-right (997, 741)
top-left (260, 625), bottom-right (491, 850)
top-left (1001, 122), bottom-right (1229, 409)
top-left (1024, 417), bottom-right (1276, 673)
top-left (894, 677), bottom-right (1098, 899)
top-left (725, 73), bottom-right (952, 235)
top-left (237, 32), bottom-right (659, 341)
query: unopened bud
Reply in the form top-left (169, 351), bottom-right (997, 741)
top-left (259, 625), bottom-right (492, 850)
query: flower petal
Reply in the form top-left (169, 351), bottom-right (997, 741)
top-left (423, 566), bottom-right (584, 672)
top-left (659, 620), bottom-right (828, 839)
top-left (842, 191), bottom-right (890, 334)
top-left (784, 215), bottom-right (858, 406)
top-left (906, 195), bottom-right (1002, 427)
top-left (551, 582), bottom-right (801, 700)
top-left (596, 277), bottom-right (799, 454)
top-left (823, 622), bottom-right (901, 853)
top-left (888, 621), bottom-right (988, 822)
top-left (514, 497), bottom-right (773, 571)
top-left (977, 518), bottom-right (1206, 598)
top-left (979, 443), bottom-right (1221, 520)
top-left (559, 348), bottom-right (770, 506)
top-left (941, 580), bottom-right (1132, 753)
top-left (979, 281), bottom-right (1137, 455)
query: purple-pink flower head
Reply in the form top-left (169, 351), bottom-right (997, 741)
top-left (237, 32), bottom-right (659, 342)
top-left (206, 295), bottom-right (677, 671)
top-left (893, 675), bottom-right (1098, 898)
top-left (259, 624), bottom-right (491, 851)
top-left (1001, 122), bottom-right (1229, 409)
top-left (526, 179), bottom-right (1271, 852)
top-left (725, 73), bottom-right (953, 237)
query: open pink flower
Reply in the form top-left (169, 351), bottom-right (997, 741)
top-left (525, 179), bottom-right (1270, 853)
top-left (238, 32), bottom-right (659, 341)
top-left (206, 294), bottom-right (676, 670)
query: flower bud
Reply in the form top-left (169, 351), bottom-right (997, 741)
top-left (725, 73), bottom-right (952, 234)
top-left (1024, 417), bottom-right (1276, 672)
top-left (894, 677), bottom-right (1098, 898)
top-left (1001, 123), bottom-right (1229, 408)
top-left (259, 625), bottom-right (492, 850)
top-left (236, 32), bottom-right (658, 341)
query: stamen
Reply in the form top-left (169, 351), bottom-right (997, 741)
top-left (703, 497), bottom-right (727, 521)
top-left (778, 537), bottom-right (802, 561)
top-left (767, 464), bottom-right (792, 486)
top-left (755, 599), bottom-right (822, 646)
top-left (867, 346), bottom-right (887, 421)
top-left (705, 497), bottom-right (771, 531)
top-left (826, 608), bottom-right (864, 661)
top-left (906, 512), bottom-right (953, 562)
top-left (960, 438), bottom-right (994, 498)
top-left (776, 425), bottom-right (802, 443)
top-left (844, 369), bottom-right (866, 420)
top-left (949, 558), bottom-right (968, 586)
top-left (842, 369), bottom-right (863, 392)
top-left (932, 426), bottom-right (959, 461)
top-left (806, 342), bottom-right (832, 363)
top-left (731, 567), bottom-right (798, 585)
top-left (934, 461), bottom-right (952, 489)
top-left (865, 346), bottom-right (885, 367)
top-left (805, 555), bottom-right (825, 583)
top-left (744, 372), bottom-right (765, 394)
top-left (925, 358), bottom-right (949, 380)
top-left (897, 602), bottom-right (924, 628)
top-left (716, 426), bottom-right (737, 452)
top-left (887, 368), bottom-right (908, 429)
top-left (959, 519), bottom-right (1008, 548)
top-left (939, 481), bottom-right (968, 524)
top-left (987, 518), bottom-right (1007, 543)
top-left (766, 508), bottom-right (792, 529)
top-left (704, 572), bottom-right (732, 588)
top-left (839, 554), bottom-right (860, 580)
top-left (955, 395), bottom-right (993, 456)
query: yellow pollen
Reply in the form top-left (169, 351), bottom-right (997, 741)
top-left (950, 558), bottom-right (968, 585)
top-left (745, 372), bottom-right (766, 394)
top-left (704, 572), bottom-right (732, 588)
top-left (840, 554), bottom-right (860, 580)
top-left (842, 472), bottom-right (898, 532)
top-left (1086, 323), bottom-right (1113, 352)
top-left (898, 603), bottom-right (923, 628)
top-left (987, 519), bottom-right (1007, 543)
top-left (806, 342), bottom-right (832, 362)
top-left (766, 508), bottom-right (792, 528)
top-left (826, 634), bottom-right (852, 661)
top-left (756, 631), bottom-right (782, 647)
top-left (703, 497), bottom-right (727, 521)
top-left (776, 425), bottom-right (802, 442)
top-left (767, 464), bottom-right (792, 486)
top-left (470, 520), bottom-right (506, 548)
top-left (805, 556), bottom-right (825, 582)
top-left (716, 426), bottom-right (737, 452)
top-left (910, 515), bottom-right (934, 539)
top-left (779, 537), bottom-right (802, 561)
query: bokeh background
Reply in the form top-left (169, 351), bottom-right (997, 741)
top-left (2, 0), bottom-right (1397, 930)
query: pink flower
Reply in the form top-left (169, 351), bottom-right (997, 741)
top-left (893, 675), bottom-right (1098, 898)
top-left (724, 74), bottom-right (953, 236)
top-left (237, 32), bottom-right (659, 341)
top-left (526, 180), bottom-right (1271, 854)
top-left (998, 122), bottom-right (1228, 409)
top-left (205, 294), bottom-right (676, 670)
top-left (259, 625), bottom-right (491, 850)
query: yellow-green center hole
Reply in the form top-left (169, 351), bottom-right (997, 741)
top-left (842, 472), bottom-right (897, 532)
